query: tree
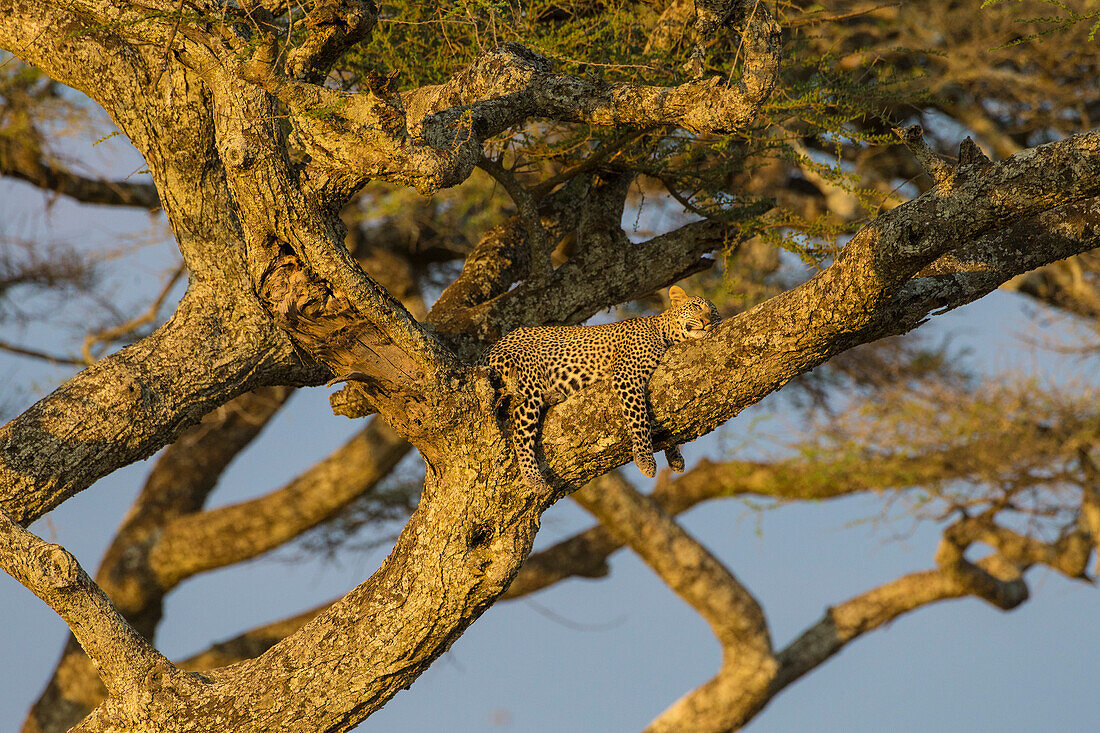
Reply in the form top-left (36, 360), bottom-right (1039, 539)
top-left (2, 1), bottom-right (1100, 731)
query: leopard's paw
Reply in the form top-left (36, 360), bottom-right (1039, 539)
top-left (664, 445), bottom-right (685, 473)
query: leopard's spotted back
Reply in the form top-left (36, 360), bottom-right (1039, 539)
top-left (486, 286), bottom-right (720, 489)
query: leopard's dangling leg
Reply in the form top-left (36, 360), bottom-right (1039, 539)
top-left (508, 392), bottom-right (549, 490)
top-left (612, 371), bottom-right (657, 478)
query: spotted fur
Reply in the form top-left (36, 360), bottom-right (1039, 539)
top-left (486, 286), bottom-right (721, 489)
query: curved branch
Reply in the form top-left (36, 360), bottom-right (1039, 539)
top-left (22, 387), bottom-right (295, 733)
top-left (504, 441), bottom-right (1004, 599)
top-left (238, 67), bottom-right (483, 197)
top-left (0, 0), bottom-right (177, 109)
top-left (428, 217), bottom-right (532, 332)
top-left (148, 418), bottom-right (410, 586)
top-left (0, 138), bottom-right (161, 208)
top-left (0, 339), bottom-right (83, 366)
top-left (24, 244), bottom-right (428, 733)
top-left (0, 510), bottom-right (169, 698)
top-left (649, 513), bottom-right (1064, 731)
top-left (437, 217), bottom-right (740, 346)
top-left (770, 556), bottom-right (1026, 696)
top-left (285, 0), bottom-right (378, 83)
top-left (575, 472), bottom-right (772, 658)
top-left (245, 2), bottom-right (779, 199)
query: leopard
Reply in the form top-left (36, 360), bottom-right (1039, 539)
top-left (485, 285), bottom-right (721, 489)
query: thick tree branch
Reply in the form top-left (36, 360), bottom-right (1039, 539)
top-left (22, 388), bottom-right (295, 733)
top-left (285, 0), bottom-right (378, 84)
top-left (530, 132), bottom-right (1100, 493)
top-left (559, 470), bottom-right (779, 733)
top-left (428, 217), bottom-right (531, 332)
top-left (238, 65), bottom-right (483, 197)
top-left (242, 0), bottom-right (779, 200)
top-left (24, 240), bottom-right (427, 733)
top-left (440, 217), bottom-right (739, 344)
top-left (1, 0), bottom-right (177, 107)
top-left (872, 195), bottom-right (1100, 340)
top-left (0, 289), bottom-right (305, 525)
top-left (197, 74), bottom-right (458, 437)
top-left (404, 1), bottom-right (780, 138)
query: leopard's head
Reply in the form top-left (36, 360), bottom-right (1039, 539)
top-left (665, 286), bottom-right (720, 342)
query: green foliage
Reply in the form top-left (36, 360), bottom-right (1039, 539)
top-left (982, 0), bottom-right (1100, 44)
top-left (334, 2), bottom-right (939, 264)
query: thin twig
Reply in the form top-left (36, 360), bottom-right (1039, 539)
top-left (531, 129), bottom-right (651, 200)
top-left (0, 340), bottom-right (83, 366)
top-left (477, 156), bottom-right (553, 282)
top-left (82, 264), bottom-right (185, 363)
top-left (785, 3), bottom-right (900, 28)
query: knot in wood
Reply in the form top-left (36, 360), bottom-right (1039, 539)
top-left (36, 543), bottom-right (79, 588)
top-left (466, 522), bottom-right (494, 550)
top-left (223, 137), bottom-right (256, 170)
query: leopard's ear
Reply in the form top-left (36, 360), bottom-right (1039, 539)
top-left (668, 285), bottom-right (687, 307)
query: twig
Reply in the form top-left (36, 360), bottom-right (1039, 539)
top-left (82, 264), bottom-right (185, 363)
top-left (477, 156), bottom-right (553, 282)
top-left (786, 3), bottom-right (900, 28)
top-left (0, 340), bottom-right (83, 366)
top-left (531, 129), bottom-right (650, 200)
